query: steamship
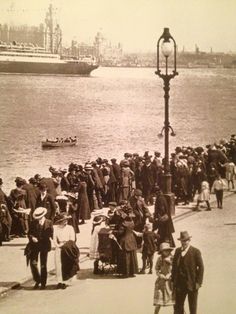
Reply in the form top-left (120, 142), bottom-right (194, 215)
top-left (0, 42), bottom-right (98, 75)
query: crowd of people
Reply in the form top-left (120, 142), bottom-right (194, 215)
top-left (0, 134), bottom-right (235, 312)
top-left (0, 134), bottom-right (235, 244)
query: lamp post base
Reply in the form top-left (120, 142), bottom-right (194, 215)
top-left (161, 173), bottom-right (175, 216)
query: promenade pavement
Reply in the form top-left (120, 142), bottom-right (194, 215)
top-left (0, 188), bottom-right (235, 297)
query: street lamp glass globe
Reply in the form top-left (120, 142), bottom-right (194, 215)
top-left (161, 41), bottom-right (172, 58)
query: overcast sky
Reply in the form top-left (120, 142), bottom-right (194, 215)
top-left (0, 0), bottom-right (235, 53)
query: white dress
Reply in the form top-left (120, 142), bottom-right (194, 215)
top-left (53, 224), bottom-right (76, 283)
top-left (198, 181), bottom-right (210, 201)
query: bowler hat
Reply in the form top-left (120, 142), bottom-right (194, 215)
top-left (177, 231), bottom-right (192, 241)
top-left (33, 207), bottom-right (47, 220)
top-left (158, 242), bottom-right (174, 254)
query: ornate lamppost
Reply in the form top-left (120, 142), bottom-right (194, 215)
top-left (155, 27), bottom-right (178, 214)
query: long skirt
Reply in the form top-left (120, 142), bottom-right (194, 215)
top-left (117, 250), bottom-right (138, 276)
top-left (55, 247), bottom-right (64, 283)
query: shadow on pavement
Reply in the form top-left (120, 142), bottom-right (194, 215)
top-left (77, 269), bottom-right (123, 280)
top-left (15, 284), bottom-right (58, 291)
top-left (0, 282), bottom-right (20, 288)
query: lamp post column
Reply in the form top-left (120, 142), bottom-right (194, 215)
top-left (163, 77), bottom-right (172, 195)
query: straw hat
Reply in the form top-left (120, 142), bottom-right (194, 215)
top-left (33, 207), bottom-right (47, 220)
top-left (158, 242), bottom-right (174, 254)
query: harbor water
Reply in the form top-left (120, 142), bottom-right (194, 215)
top-left (0, 67), bottom-right (236, 192)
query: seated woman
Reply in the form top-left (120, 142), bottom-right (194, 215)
top-left (53, 213), bottom-right (79, 289)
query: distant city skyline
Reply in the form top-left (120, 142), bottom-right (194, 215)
top-left (0, 0), bottom-right (236, 53)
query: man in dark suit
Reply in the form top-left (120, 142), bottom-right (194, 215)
top-left (27, 207), bottom-right (53, 289)
top-left (172, 231), bottom-right (204, 314)
top-left (35, 182), bottom-right (56, 222)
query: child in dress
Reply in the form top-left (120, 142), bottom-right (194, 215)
top-left (153, 242), bottom-right (175, 314)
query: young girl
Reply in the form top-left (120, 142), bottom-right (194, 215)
top-left (212, 175), bottom-right (226, 209)
top-left (153, 242), bottom-right (175, 314)
top-left (195, 179), bottom-right (211, 211)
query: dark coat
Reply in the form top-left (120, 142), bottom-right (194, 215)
top-left (40, 177), bottom-right (57, 199)
top-left (60, 176), bottom-right (70, 192)
top-left (23, 183), bottom-right (39, 211)
top-left (142, 231), bottom-right (157, 255)
top-left (129, 196), bottom-right (150, 232)
top-left (119, 221), bottom-right (137, 252)
top-left (172, 245), bottom-right (204, 291)
top-left (141, 163), bottom-right (156, 188)
top-left (35, 193), bottom-right (56, 221)
top-left (107, 164), bottom-right (117, 184)
top-left (77, 181), bottom-right (91, 220)
top-left (28, 218), bottom-right (53, 252)
top-left (153, 193), bottom-right (175, 246)
top-left (0, 189), bottom-right (12, 229)
top-left (112, 163), bottom-right (121, 183)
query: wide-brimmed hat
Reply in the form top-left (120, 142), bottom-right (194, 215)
top-left (92, 215), bottom-right (105, 225)
top-left (177, 231), bottom-right (192, 241)
top-left (55, 212), bottom-right (71, 224)
top-left (33, 207), bottom-right (47, 220)
top-left (56, 195), bottom-right (68, 201)
top-left (65, 192), bottom-right (78, 200)
top-left (158, 242), bottom-right (174, 254)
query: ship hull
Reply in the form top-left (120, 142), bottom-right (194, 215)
top-left (0, 61), bottom-right (98, 75)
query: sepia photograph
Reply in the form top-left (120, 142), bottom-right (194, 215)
top-left (0, 0), bottom-right (236, 313)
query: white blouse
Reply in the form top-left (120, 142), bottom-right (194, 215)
top-left (53, 224), bottom-right (75, 248)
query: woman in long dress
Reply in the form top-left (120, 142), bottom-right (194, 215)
top-left (53, 213), bottom-right (79, 289)
top-left (153, 242), bottom-right (175, 313)
top-left (89, 215), bottom-right (107, 274)
top-left (117, 216), bottom-right (138, 278)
